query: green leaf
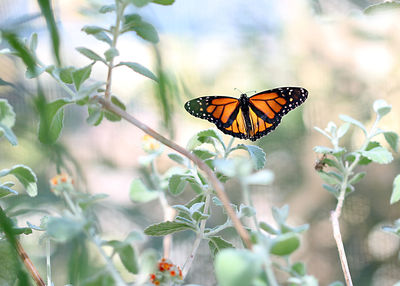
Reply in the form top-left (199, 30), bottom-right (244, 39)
top-left (122, 14), bottom-right (159, 43)
top-left (0, 165), bottom-right (37, 197)
top-left (118, 244), bottom-right (139, 274)
top-left (38, 98), bottom-right (71, 144)
top-left (82, 26), bottom-right (112, 45)
top-left (233, 144), bottom-right (266, 170)
top-left (348, 172), bottom-right (366, 185)
top-left (78, 193), bottom-right (108, 210)
top-left (384, 131), bottom-right (399, 152)
top-left (152, 0), bottom-right (175, 4)
top-left (168, 174), bottom-right (191, 195)
top-left (323, 184), bottom-right (339, 197)
top-left (117, 61), bottom-right (158, 82)
top-left (208, 236), bottom-right (234, 257)
top-left (259, 222), bottom-right (279, 235)
top-left (0, 99), bottom-right (17, 145)
top-left (272, 205), bottom-right (289, 225)
top-left (46, 217), bottom-right (85, 242)
top-left (270, 233), bottom-right (300, 256)
top-left (187, 129), bottom-right (225, 150)
top-left (215, 249), bottom-right (262, 286)
top-left (292, 262), bottom-right (306, 276)
top-left (360, 147), bottom-right (393, 164)
top-left (0, 184), bottom-right (18, 198)
top-left (373, 99), bottom-right (391, 118)
top-left (0, 77), bottom-right (15, 88)
top-left (337, 122), bottom-right (350, 139)
top-left (37, 0), bottom-right (61, 65)
top-left (167, 153), bottom-right (187, 165)
top-left (0, 240), bottom-right (19, 285)
top-left (339, 114), bottom-right (367, 135)
top-left (314, 126), bottom-right (332, 139)
top-left (99, 4), bottom-right (116, 13)
top-left (242, 170), bottom-right (274, 185)
top-left (328, 282), bottom-right (345, 286)
top-left (192, 149), bottom-right (216, 161)
top-left (29, 33), bottom-right (38, 51)
top-left (57, 66), bottom-right (74, 84)
top-left (365, 1), bottom-right (400, 14)
top-left (104, 96), bottom-right (126, 122)
top-left (390, 174), bottom-right (400, 204)
top-left (317, 171), bottom-right (340, 185)
top-left (86, 107), bottom-right (104, 126)
top-left (76, 47), bottom-right (105, 63)
top-left (2, 31), bottom-right (39, 76)
top-left (144, 221), bottom-right (194, 236)
top-left (72, 64), bottom-right (92, 91)
top-left (130, 0), bottom-right (151, 7)
top-left (104, 47), bottom-right (119, 62)
top-left (129, 178), bottom-right (159, 203)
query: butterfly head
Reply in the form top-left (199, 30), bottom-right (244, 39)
top-left (239, 93), bottom-right (249, 105)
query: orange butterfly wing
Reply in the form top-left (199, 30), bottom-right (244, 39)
top-left (184, 96), bottom-right (248, 139)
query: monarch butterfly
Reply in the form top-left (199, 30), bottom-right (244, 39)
top-left (184, 87), bottom-right (308, 141)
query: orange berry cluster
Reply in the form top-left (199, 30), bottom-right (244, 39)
top-left (149, 258), bottom-right (183, 285)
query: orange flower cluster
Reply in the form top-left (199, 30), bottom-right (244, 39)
top-left (149, 258), bottom-right (183, 285)
top-left (49, 173), bottom-right (73, 194)
top-left (50, 173), bottom-right (73, 187)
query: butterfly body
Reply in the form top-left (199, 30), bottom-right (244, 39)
top-left (184, 87), bottom-right (308, 141)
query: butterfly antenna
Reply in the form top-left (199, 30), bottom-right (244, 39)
top-left (234, 87), bottom-right (244, 95)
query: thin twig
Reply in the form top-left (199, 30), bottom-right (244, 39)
top-left (331, 211), bottom-right (353, 286)
top-left (182, 193), bottom-right (211, 278)
top-left (97, 97), bottom-right (252, 250)
top-left (15, 240), bottom-right (46, 286)
top-left (331, 163), bottom-right (353, 286)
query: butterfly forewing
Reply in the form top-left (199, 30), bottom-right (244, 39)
top-left (248, 87), bottom-right (308, 123)
top-left (184, 96), bottom-right (240, 128)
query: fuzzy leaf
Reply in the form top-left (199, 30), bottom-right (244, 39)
top-left (72, 64), bottom-right (92, 91)
top-left (76, 47), bottom-right (105, 63)
top-left (383, 131), bottom-right (399, 152)
top-left (38, 98), bottom-right (71, 144)
top-left (234, 144), bottom-right (266, 170)
top-left (339, 114), bottom-right (367, 135)
top-left (215, 249), bottom-right (262, 286)
top-left (270, 233), bottom-right (300, 256)
top-left (130, 179), bottom-right (159, 203)
top-left (390, 174), bottom-right (400, 204)
top-left (0, 165), bottom-right (37, 197)
top-left (117, 61), bottom-right (158, 82)
top-left (360, 147), bottom-right (393, 164)
top-left (46, 217), bottom-right (85, 242)
top-left (208, 236), bottom-right (234, 257)
top-left (144, 221), bottom-right (194, 236)
top-left (0, 99), bottom-right (17, 145)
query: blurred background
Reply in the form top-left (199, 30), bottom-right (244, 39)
top-left (1, 0), bottom-right (400, 285)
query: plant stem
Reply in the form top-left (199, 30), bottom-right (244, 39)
top-left (104, 2), bottom-right (124, 100)
top-left (0, 206), bottom-right (45, 286)
top-left (46, 238), bottom-right (52, 286)
top-left (241, 181), bottom-right (260, 232)
top-left (97, 97), bottom-right (252, 250)
top-left (182, 193), bottom-right (211, 278)
top-left (91, 234), bottom-right (128, 286)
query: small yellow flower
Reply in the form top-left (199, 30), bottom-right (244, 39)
top-left (142, 134), bottom-right (162, 154)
